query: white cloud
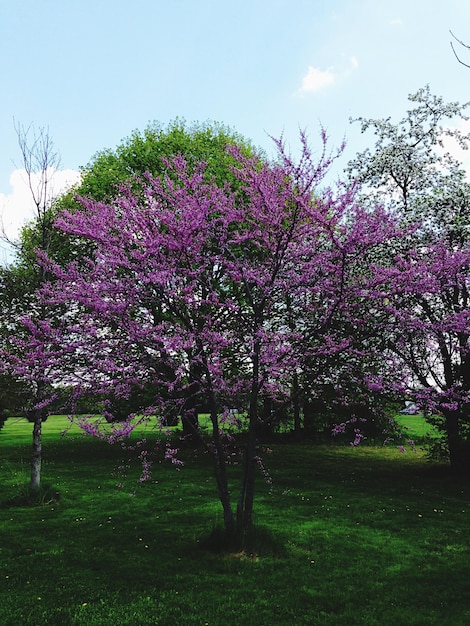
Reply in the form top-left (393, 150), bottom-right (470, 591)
top-left (0, 167), bottom-right (81, 243)
top-left (439, 119), bottom-right (470, 179)
top-left (298, 65), bottom-right (335, 94)
top-left (297, 57), bottom-right (359, 96)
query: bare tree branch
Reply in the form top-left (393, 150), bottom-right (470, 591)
top-left (450, 30), bottom-right (470, 69)
top-left (1, 122), bottom-right (61, 256)
top-left (13, 120), bottom-right (61, 218)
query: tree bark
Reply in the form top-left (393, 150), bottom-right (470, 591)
top-left (236, 334), bottom-right (261, 536)
top-left (181, 364), bottom-right (201, 440)
top-left (292, 372), bottom-right (301, 438)
top-left (207, 392), bottom-right (235, 538)
top-left (444, 410), bottom-right (470, 474)
top-left (237, 422), bottom-right (257, 533)
top-left (181, 409), bottom-right (199, 439)
top-left (30, 417), bottom-right (43, 498)
top-left (302, 398), bottom-right (315, 433)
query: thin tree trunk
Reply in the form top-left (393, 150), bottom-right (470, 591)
top-left (237, 335), bottom-right (261, 535)
top-left (30, 417), bottom-right (42, 498)
top-left (193, 341), bottom-right (236, 538)
top-left (181, 363), bottom-right (201, 440)
top-left (207, 393), bottom-right (235, 538)
top-left (238, 423), bottom-right (257, 531)
top-left (213, 454), bottom-right (236, 538)
top-left (292, 371), bottom-right (301, 438)
top-left (302, 398), bottom-right (314, 433)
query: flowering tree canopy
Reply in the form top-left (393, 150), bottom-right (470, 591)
top-left (28, 131), bottom-right (405, 536)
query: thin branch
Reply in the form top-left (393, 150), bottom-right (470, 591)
top-left (0, 122), bottom-right (62, 259)
top-left (13, 120), bottom-right (61, 216)
top-left (450, 31), bottom-right (470, 69)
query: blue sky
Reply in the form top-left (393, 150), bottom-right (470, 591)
top-left (1, 0), bottom-right (470, 255)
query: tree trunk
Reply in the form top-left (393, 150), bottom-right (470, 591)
top-left (213, 456), bottom-right (236, 538)
top-left (181, 364), bottom-right (201, 440)
top-left (445, 410), bottom-right (470, 475)
top-left (237, 334), bottom-right (261, 537)
top-left (181, 409), bottom-right (199, 439)
top-left (207, 393), bottom-right (235, 538)
top-left (30, 417), bottom-right (43, 498)
top-left (302, 398), bottom-right (315, 433)
top-left (237, 422), bottom-right (257, 534)
top-left (292, 372), bottom-right (301, 438)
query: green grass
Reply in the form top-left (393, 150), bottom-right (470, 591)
top-left (394, 413), bottom-right (439, 440)
top-left (1, 416), bottom-right (469, 625)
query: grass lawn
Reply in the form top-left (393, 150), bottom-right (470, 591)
top-left (0, 416), bottom-right (469, 625)
top-left (394, 413), bottom-right (439, 440)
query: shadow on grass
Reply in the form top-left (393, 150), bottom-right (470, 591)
top-left (1, 429), bottom-right (469, 626)
top-left (199, 523), bottom-right (288, 558)
top-left (1, 482), bottom-right (61, 509)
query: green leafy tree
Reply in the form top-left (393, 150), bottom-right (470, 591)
top-left (60, 118), bottom-right (260, 204)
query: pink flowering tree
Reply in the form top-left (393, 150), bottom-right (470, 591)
top-left (36, 132), bottom-right (402, 539)
top-left (367, 239), bottom-right (470, 471)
